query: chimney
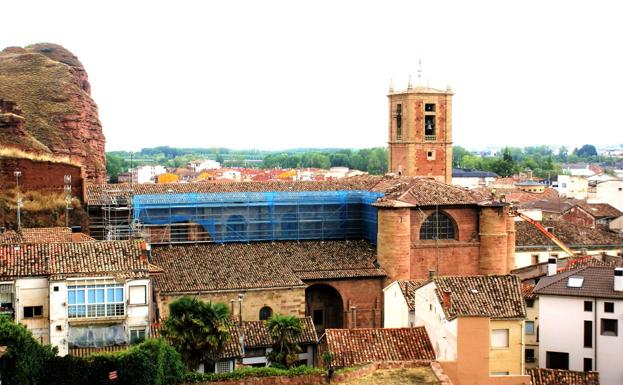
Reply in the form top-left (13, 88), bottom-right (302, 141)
top-left (547, 258), bottom-right (557, 276)
top-left (442, 290), bottom-right (452, 311)
top-left (140, 242), bottom-right (149, 262)
top-left (615, 268), bottom-right (623, 292)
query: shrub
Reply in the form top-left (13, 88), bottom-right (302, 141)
top-left (183, 365), bottom-right (324, 383)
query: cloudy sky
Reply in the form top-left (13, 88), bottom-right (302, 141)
top-left (2, 1), bottom-right (622, 151)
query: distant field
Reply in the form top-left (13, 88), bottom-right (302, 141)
top-left (338, 368), bottom-right (440, 385)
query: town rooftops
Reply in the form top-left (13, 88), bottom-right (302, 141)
top-left (322, 327), bottom-right (435, 368)
top-left (0, 240), bottom-right (154, 280)
top-left (242, 317), bottom-right (317, 349)
top-left (151, 240), bottom-right (384, 294)
top-left (534, 266), bottom-right (623, 300)
top-left (0, 227), bottom-right (95, 244)
top-left (527, 368), bottom-right (600, 385)
top-left (515, 220), bottom-right (623, 249)
top-left (86, 175), bottom-right (485, 208)
top-left (575, 202), bottom-right (623, 219)
top-left (432, 275), bottom-right (526, 321)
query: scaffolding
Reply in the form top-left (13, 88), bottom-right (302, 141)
top-left (100, 188), bottom-right (137, 241)
top-left (132, 190), bottom-right (384, 244)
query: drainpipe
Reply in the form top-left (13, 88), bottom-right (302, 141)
top-left (594, 297), bottom-right (597, 372)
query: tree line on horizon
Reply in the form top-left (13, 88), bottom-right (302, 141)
top-left (106, 144), bottom-right (618, 182)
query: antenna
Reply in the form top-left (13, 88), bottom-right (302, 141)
top-left (417, 59), bottom-right (422, 85)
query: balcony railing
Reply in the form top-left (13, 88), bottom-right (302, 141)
top-left (424, 134), bottom-right (437, 141)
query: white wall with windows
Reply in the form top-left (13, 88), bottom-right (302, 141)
top-left (382, 281), bottom-right (412, 328)
top-left (539, 295), bottom-right (623, 385)
top-left (49, 277), bottom-right (151, 356)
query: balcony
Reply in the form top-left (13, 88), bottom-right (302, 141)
top-left (424, 135), bottom-right (437, 141)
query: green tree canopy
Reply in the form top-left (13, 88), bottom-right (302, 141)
top-left (266, 314), bottom-right (303, 368)
top-left (161, 297), bottom-right (230, 371)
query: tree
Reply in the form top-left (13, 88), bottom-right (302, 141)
top-left (573, 144), bottom-right (598, 158)
top-left (266, 314), bottom-right (303, 368)
top-left (452, 146), bottom-right (470, 167)
top-left (161, 297), bottom-right (230, 371)
top-left (0, 315), bottom-right (56, 385)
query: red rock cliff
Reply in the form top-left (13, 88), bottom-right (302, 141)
top-left (0, 43), bottom-right (106, 183)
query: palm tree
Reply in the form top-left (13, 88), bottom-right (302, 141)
top-left (161, 296), bottom-right (230, 371)
top-left (266, 314), bottom-right (303, 368)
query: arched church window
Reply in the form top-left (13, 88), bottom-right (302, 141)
top-left (419, 212), bottom-right (456, 240)
top-left (259, 306), bottom-right (273, 321)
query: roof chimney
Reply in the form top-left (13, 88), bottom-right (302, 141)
top-left (547, 257), bottom-right (557, 276)
top-left (442, 290), bottom-right (452, 311)
top-left (140, 242), bottom-right (151, 262)
top-left (615, 268), bottom-right (623, 292)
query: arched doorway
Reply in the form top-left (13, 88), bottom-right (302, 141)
top-left (305, 284), bottom-right (343, 335)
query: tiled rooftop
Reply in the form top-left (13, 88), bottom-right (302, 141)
top-left (521, 283), bottom-right (536, 301)
top-left (432, 275), bottom-right (526, 320)
top-left (0, 227), bottom-right (95, 244)
top-left (397, 280), bottom-right (427, 311)
top-left (324, 327), bottom-right (435, 368)
top-left (534, 266), bottom-right (623, 300)
top-left (527, 368), bottom-right (600, 385)
top-left (515, 220), bottom-right (623, 248)
top-left (242, 317), bottom-right (317, 348)
top-left (151, 240), bottom-right (384, 294)
top-left (0, 240), bottom-right (153, 279)
top-left (576, 202), bottom-right (623, 219)
top-left (86, 175), bottom-right (487, 208)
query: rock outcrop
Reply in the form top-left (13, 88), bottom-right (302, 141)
top-left (0, 43), bottom-right (106, 183)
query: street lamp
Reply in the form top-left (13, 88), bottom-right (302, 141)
top-left (14, 171), bottom-right (22, 231)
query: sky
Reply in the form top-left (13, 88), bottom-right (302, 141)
top-left (2, 1), bottom-right (622, 152)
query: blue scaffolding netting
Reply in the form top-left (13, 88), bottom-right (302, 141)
top-left (132, 190), bottom-right (384, 244)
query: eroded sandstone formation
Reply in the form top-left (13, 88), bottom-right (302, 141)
top-left (0, 43), bottom-right (106, 183)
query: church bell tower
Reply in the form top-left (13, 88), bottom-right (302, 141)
top-left (387, 79), bottom-right (453, 183)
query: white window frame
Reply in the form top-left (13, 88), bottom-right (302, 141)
top-left (491, 329), bottom-right (509, 348)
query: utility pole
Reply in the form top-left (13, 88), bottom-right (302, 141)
top-left (238, 293), bottom-right (245, 356)
top-left (14, 171), bottom-right (22, 231)
top-left (64, 175), bottom-right (72, 227)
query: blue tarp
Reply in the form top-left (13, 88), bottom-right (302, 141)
top-left (132, 190), bottom-right (383, 244)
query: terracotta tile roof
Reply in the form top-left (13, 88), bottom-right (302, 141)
top-left (432, 275), bottom-right (526, 320)
top-left (324, 327), bottom-right (435, 367)
top-left (521, 283), bottom-right (537, 301)
top-left (87, 175), bottom-right (487, 208)
top-left (152, 240), bottom-right (383, 294)
top-left (511, 255), bottom-right (619, 282)
top-left (0, 240), bottom-right (153, 279)
top-left (397, 280), bottom-right (427, 311)
top-left (476, 187), bottom-right (559, 204)
top-left (534, 266), bottom-right (623, 300)
top-left (527, 368), bottom-right (600, 385)
top-left (519, 198), bottom-right (579, 213)
top-left (576, 202), bottom-right (623, 219)
top-left (515, 220), bottom-right (623, 248)
top-left (0, 227), bottom-right (95, 244)
top-left (242, 317), bottom-right (318, 348)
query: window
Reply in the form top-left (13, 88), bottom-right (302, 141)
top-left (68, 282), bottom-right (124, 318)
top-left (427, 150), bottom-right (435, 160)
top-left (129, 285), bottom-right (147, 305)
top-left (525, 321), bottom-right (535, 335)
top-left (584, 301), bottom-right (593, 312)
top-left (491, 329), bottom-right (509, 348)
top-left (425, 103), bottom-right (436, 112)
top-left (525, 348), bottom-right (535, 363)
top-left (215, 360), bottom-right (233, 374)
top-left (395, 104), bottom-right (402, 140)
top-left (601, 318), bottom-right (618, 336)
top-left (584, 321), bottom-right (592, 348)
top-left (546, 351), bottom-right (569, 370)
top-left (491, 372), bottom-right (509, 376)
top-left (23, 306), bottom-right (43, 318)
top-left (53, 286), bottom-right (59, 292)
top-left (531, 254), bottom-right (539, 265)
top-left (420, 212), bottom-right (456, 240)
top-left (604, 302), bottom-right (614, 313)
top-left (424, 115), bottom-right (436, 138)
top-left (567, 276), bottom-right (584, 288)
top-left (313, 309), bottom-right (323, 325)
top-left (584, 358), bottom-right (592, 372)
top-left (259, 306), bottom-right (273, 321)
top-left (526, 299), bottom-right (534, 308)
top-left (130, 328), bottom-right (146, 344)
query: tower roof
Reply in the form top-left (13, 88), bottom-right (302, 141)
top-left (388, 85), bottom-right (453, 96)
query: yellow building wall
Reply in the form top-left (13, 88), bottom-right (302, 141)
top-left (157, 173), bottom-right (180, 183)
top-left (490, 319), bottom-right (524, 375)
top-left (158, 287), bottom-right (306, 321)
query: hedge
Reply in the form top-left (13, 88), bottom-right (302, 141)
top-left (183, 365), bottom-right (325, 383)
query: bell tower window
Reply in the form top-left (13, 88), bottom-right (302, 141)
top-left (425, 115), bottom-right (436, 141)
top-left (395, 104), bottom-right (402, 141)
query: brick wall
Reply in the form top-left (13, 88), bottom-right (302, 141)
top-left (0, 157), bottom-right (84, 199)
top-left (561, 206), bottom-right (595, 228)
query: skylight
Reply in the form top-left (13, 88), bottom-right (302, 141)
top-left (568, 276), bottom-right (584, 288)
